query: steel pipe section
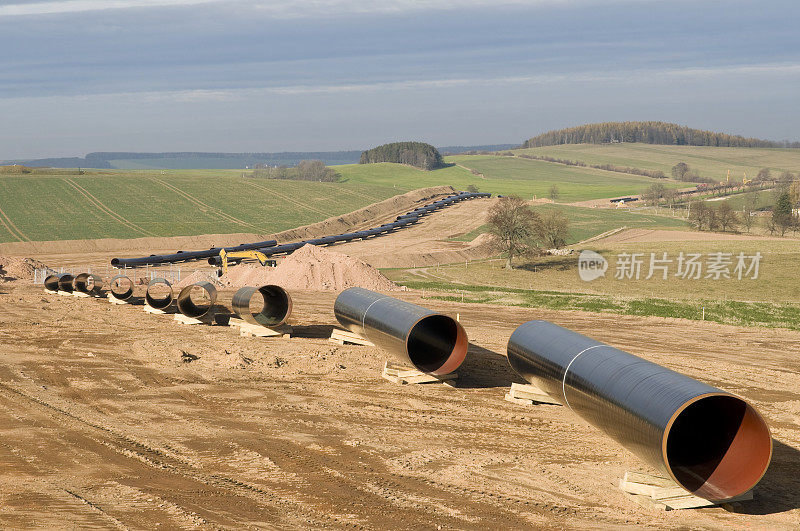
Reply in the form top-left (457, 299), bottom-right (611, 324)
top-left (73, 273), bottom-right (103, 295)
top-left (177, 281), bottom-right (217, 318)
top-left (57, 273), bottom-right (75, 293)
top-left (111, 239), bottom-right (278, 268)
top-left (507, 320), bottom-right (772, 501)
top-left (109, 274), bottom-right (134, 300)
top-left (44, 274), bottom-right (61, 292)
top-left (232, 285), bottom-right (292, 327)
top-left (334, 287), bottom-right (468, 375)
top-left (145, 278), bottom-right (174, 310)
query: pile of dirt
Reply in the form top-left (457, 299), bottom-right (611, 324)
top-left (220, 244), bottom-right (398, 291)
top-left (0, 256), bottom-right (48, 280)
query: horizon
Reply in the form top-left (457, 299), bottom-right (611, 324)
top-left (2, 0), bottom-right (799, 159)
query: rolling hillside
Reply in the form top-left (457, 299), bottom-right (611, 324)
top-left (514, 143), bottom-right (800, 181)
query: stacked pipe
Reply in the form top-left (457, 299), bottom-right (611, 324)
top-left (507, 320), bottom-right (772, 501)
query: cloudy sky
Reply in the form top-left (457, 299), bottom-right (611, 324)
top-left (2, 0), bottom-right (799, 158)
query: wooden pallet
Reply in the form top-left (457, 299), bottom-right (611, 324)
top-left (619, 471), bottom-right (753, 510)
top-left (143, 304), bottom-right (168, 315)
top-left (381, 360), bottom-right (458, 385)
top-left (107, 294), bottom-right (129, 305)
top-left (329, 328), bottom-right (375, 346)
top-left (228, 317), bottom-right (291, 337)
top-left (72, 291), bottom-right (91, 298)
top-left (504, 382), bottom-right (562, 406)
top-left (173, 313), bottom-right (216, 325)
top-left (57, 291), bottom-right (73, 297)
top-left (44, 289), bottom-right (57, 295)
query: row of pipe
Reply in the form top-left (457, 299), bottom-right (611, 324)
top-left (111, 191), bottom-right (491, 269)
top-left (51, 278), bottom-right (773, 502)
top-left (44, 272), bottom-right (104, 296)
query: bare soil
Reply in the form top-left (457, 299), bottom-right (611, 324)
top-left (0, 283), bottom-right (799, 529)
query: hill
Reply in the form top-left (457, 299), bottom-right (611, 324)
top-left (359, 142), bottom-right (445, 170)
top-left (522, 121), bottom-right (799, 149)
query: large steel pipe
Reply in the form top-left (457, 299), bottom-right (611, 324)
top-left (507, 320), bottom-right (772, 501)
top-left (232, 285), bottom-right (292, 327)
top-left (334, 287), bottom-right (468, 375)
top-left (145, 278), bottom-right (174, 310)
top-left (58, 273), bottom-right (75, 293)
top-left (177, 281), bottom-right (217, 318)
top-left (73, 273), bottom-right (103, 295)
top-left (109, 274), bottom-right (134, 300)
top-left (44, 274), bottom-right (61, 292)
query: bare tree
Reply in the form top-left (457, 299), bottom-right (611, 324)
top-left (536, 210), bottom-right (570, 249)
top-left (715, 202), bottom-right (739, 232)
top-left (487, 196), bottom-right (541, 269)
top-left (741, 191), bottom-right (759, 233)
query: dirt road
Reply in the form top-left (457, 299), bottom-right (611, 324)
top-left (1, 283), bottom-right (798, 529)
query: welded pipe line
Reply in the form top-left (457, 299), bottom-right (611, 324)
top-left (177, 281), bottom-right (217, 318)
top-left (111, 239), bottom-right (278, 268)
top-left (145, 278), bottom-right (174, 310)
top-left (232, 285), bottom-right (292, 327)
top-left (334, 287), bottom-right (468, 375)
top-left (506, 320), bottom-right (772, 501)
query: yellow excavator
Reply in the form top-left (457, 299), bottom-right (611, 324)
top-left (218, 249), bottom-right (277, 276)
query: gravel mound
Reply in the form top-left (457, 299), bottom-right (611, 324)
top-left (220, 244), bottom-right (397, 291)
top-left (0, 256), bottom-right (48, 281)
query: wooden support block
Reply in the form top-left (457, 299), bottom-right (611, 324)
top-left (618, 471), bottom-right (753, 510)
top-left (57, 291), bottom-right (73, 297)
top-left (227, 317), bottom-right (290, 337)
top-left (72, 291), bottom-right (90, 298)
top-left (173, 313), bottom-right (206, 325)
top-left (504, 383), bottom-right (562, 406)
top-left (108, 295), bottom-right (128, 305)
top-left (143, 304), bottom-right (167, 315)
top-left (44, 289), bottom-right (57, 295)
top-left (329, 328), bottom-right (375, 346)
top-left (381, 360), bottom-right (458, 385)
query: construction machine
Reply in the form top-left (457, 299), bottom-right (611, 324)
top-left (218, 249), bottom-right (277, 277)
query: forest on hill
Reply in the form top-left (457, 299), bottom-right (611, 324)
top-left (359, 142), bottom-right (445, 170)
top-left (523, 121), bottom-right (800, 149)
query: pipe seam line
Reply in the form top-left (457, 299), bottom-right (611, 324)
top-left (562, 344), bottom-right (609, 411)
top-left (361, 296), bottom-right (389, 338)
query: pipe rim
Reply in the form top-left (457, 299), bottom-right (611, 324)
top-left (110, 274), bottom-right (134, 300)
top-left (662, 391), bottom-right (772, 500)
top-left (234, 285), bottom-right (292, 327)
top-left (145, 278), bottom-right (173, 309)
top-left (177, 281), bottom-right (217, 318)
top-left (404, 313), bottom-right (468, 375)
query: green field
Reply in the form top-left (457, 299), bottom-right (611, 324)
top-left (514, 143), bottom-right (800, 181)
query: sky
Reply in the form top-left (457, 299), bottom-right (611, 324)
top-left (2, 0), bottom-right (799, 159)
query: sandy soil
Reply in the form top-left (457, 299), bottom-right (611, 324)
top-left (596, 228), bottom-right (788, 244)
top-left (0, 282), bottom-right (799, 529)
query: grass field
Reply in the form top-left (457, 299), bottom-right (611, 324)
top-left (448, 203), bottom-right (690, 244)
top-left (383, 238), bottom-right (800, 329)
top-left (0, 171), bottom-right (398, 242)
top-left (515, 143), bottom-right (800, 181)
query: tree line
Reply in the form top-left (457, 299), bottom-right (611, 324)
top-left (359, 142), bottom-right (445, 170)
top-left (522, 121), bottom-right (799, 149)
top-left (252, 160), bottom-right (340, 182)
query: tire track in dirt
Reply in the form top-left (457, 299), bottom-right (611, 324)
top-left (0, 381), bottom-right (350, 528)
top-left (63, 179), bottom-right (155, 237)
top-left (149, 177), bottom-right (263, 232)
top-left (242, 180), bottom-right (328, 217)
top-left (0, 204), bottom-right (30, 242)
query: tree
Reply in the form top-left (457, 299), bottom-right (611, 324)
top-left (662, 188), bottom-right (679, 211)
top-left (643, 183), bottom-right (666, 206)
top-left (689, 201), bottom-right (712, 230)
top-left (535, 209), bottom-right (570, 249)
top-left (487, 195), bottom-right (541, 269)
top-left (741, 191), bottom-right (759, 233)
top-left (790, 180), bottom-right (800, 206)
top-left (756, 167), bottom-right (771, 181)
top-left (773, 192), bottom-right (795, 236)
top-left (548, 184), bottom-right (560, 202)
top-left (715, 202), bottom-right (739, 232)
top-left (466, 184), bottom-right (479, 193)
top-left (671, 162), bottom-right (689, 180)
